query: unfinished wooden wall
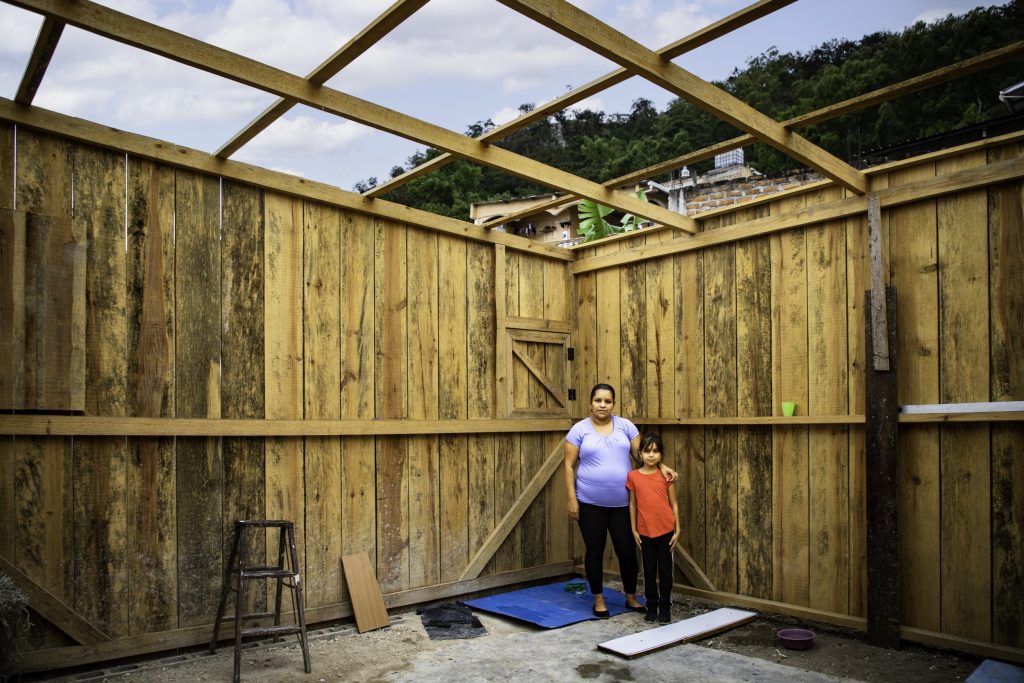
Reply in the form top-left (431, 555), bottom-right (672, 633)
top-left (574, 140), bottom-right (1023, 650)
top-left (0, 125), bottom-right (572, 650)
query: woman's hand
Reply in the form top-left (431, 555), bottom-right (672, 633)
top-left (660, 463), bottom-right (678, 482)
top-left (669, 530), bottom-right (679, 549)
top-left (632, 530), bottom-right (643, 547)
top-left (567, 498), bottom-right (580, 521)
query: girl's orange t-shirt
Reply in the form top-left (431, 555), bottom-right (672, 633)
top-left (626, 469), bottom-right (676, 537)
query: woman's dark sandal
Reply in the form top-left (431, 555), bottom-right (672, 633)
top-left (628, 603), bottom-right (647, 613)
top-left (592, 607), bottom-right (610, 619)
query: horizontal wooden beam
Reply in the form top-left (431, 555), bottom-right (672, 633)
top-left (605, 40), bottom-right (1024, 189)
top-left (0, 97), bottom-right (572, 261)
top-left (0, 415), bottom-right (573, 437)
top-left (7, 0), bottom-right (692, 232)
top-left (216, 0), bottom-right (430, 158)
top-left (14, 16), bottom-right (64, 104)
top-left (0, 556), bottom-right (110, 645)
top-left (497, 0), bottom-right (867, 194)
top-left (366, 0), bottom-right (796, 198)
top-left (17, 562), bottom-right (574, 674)
top-left (572, 154), bottom-right (1024, 273)
top-left (459, 440), bottom-right (566, 580)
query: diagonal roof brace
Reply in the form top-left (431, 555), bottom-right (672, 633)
top-left (6, 0), bottom-right (695, 232)
top-left (497, 0), bottom-right (869, 195)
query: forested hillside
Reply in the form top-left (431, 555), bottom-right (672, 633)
top-left (356, 2), bottom-right (1024, 219)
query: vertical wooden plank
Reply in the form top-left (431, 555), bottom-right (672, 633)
top-left (988, 146), bottom-right (1024, 649)
top-left (645, 251), bottom-right (674, 418)
top-left (125, 158), bottom-right (176, 634)
top-left (703, 230), bottom-right (737, 593)
top-left (263, 191), bottom-right (304, 579)
top-left (595, 242), bottom-right (621, 391)
top-left (494, 248), bottom-right (521, 573)
top-left (575, 270), bottom-right (597, 413)
top-left (340, 211), bottom-right (376, 570)
top-left (736, 228), bottom-right (772, 600)
top-left (771, 197), bottom-right (809, 607)
top-left (676, 249), bottom-right (705, 568)
top-left (807, 204), bottom-right (850, 615)
top-left (438, 234), bottom-right (469, 583)
top-left (544, 260), bottom-right (570, 564)
top-left (221, 181), bottom-right (265, 615)
top-left (0, 123), bottom-right (12, 560)
top-left (937, 152), bottom-right (991, 642)
top-left (303, 201), bottom-right (343, 607)
top-left (846, 175), bottom-right (886, 618)
top-left (519, 254), bottom-right (545, 568)
top-left (888, 162), bottom-right (941, 632)
top-left (407, 226), bottom-right (439, 588)
top-left (620, 236), bottom-right (646, 418)
top-left (14, 130), bottom-right (74, 622)
top-left (72, 144), bottom-right (129, 637)
top-left (467, 242), bottom-right (495, 576)
top-left (173, 169), bottom-right (222, 627)
top-left (375, 218), bottom-right (409, 592)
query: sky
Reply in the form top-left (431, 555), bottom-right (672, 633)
top-left (0, 0), bottom-right (1001, 192)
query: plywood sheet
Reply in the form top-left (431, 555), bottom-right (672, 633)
top-left (598, 608), bottom-right (757, 658)
top-left (342, 552), bottom-right (390, 633)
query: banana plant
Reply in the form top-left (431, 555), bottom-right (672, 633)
top-left (577, 188), bottom-right (649, 243)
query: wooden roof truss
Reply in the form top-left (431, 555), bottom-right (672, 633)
top-left (4, 0), bottom-right (1022, 248)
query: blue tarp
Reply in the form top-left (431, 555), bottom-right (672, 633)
top-left (464, 579), bottom-right (641, 628)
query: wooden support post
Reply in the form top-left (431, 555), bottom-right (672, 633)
top-left (867, 194), bottom-right (889, 371)
top-left (864, 286), bottom-right (900, 647)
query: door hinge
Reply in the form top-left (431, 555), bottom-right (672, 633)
top-left (567, 347), bottom-right (575, 361)
top-left (568, 389), bottom-right (576, 401)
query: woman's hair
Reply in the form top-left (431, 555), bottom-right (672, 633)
top-left (638, 432), bottom-right (663, 455)
top-left (589, 383), bottom-right (616, 401)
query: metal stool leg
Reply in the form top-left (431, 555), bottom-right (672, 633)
top-left (286, 523), bottom-right (311, 674)
top-left (209, 522), bottom-right (241, 653)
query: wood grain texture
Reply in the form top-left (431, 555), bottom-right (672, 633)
top-left (594, 241), bottom-right (621, 391)
top-left (72, 144), bottom-right (129, 637)
top-left (407, 226), bottom-right (439, 588)
top-left (303, 201), bottom-right (344, 607)
top-left (173, 169), bottom-right (222, 627)
top-left (341, 552), bottom-right (390, 633)
top-left (771, 195), bottom-right (809, 607)
top-left (220, 180), bottom-right (266, 614)
top-left (888, 162), bottom-right (941, 631)
top-left (125, 158), bottom-right (176, 634)
top-left (543, 261), bottom-right (570, 562)
top-left (676, 249), bottom-right (705, 567)
top-left (988, 144), bottom-right (1024, 648)
top-left (518, 254), bottom-right (545, 567)
top-left (735, 227), bottom-right (772, 599)
top-left (806, 197), bottom-right (850, 615)
top-left (620, 235), bottom-right (646, 418)
top-left (0, 120), bottom-right (15, 555)
top-left (937, 151), bottom-right (991, 642)
top-left (645, 247), bottom-right (674, 418)
top-left (703, 230), bottom-right (737, 592)
top-left (340, 211), bottom-right (376, 573)
top-left (375, 218), bottom-right (409, 592)
top-left (263, 191), bottom-right (304, 578)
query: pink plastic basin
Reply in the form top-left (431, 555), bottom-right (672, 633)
top-left (777, 628), bottom-right (816, 650)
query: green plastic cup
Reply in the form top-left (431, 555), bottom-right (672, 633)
top-left (782, 401), bottom-right (796, 417)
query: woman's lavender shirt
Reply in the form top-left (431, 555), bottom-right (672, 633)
top-left (567, 416), bottom-right (638, 508)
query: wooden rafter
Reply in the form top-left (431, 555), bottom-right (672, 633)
top-left (14, 15), bottom-right (64, 104)
top-left (216, 0), bottom-right (430, 158)
top-left (0, 97), bottom-right (571, 260)
top-left (606, 40), bottom-right (1024, 188)
top-left (365, 0), bottom-right (796, 198)
top-left (489, 39), bottom-right (1024, 232)
top-left (6, 0), bottom-right (693, 232)
top-left (497, 0), bottom-right (868, 194)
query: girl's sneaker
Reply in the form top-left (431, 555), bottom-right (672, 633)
top-left (644, 607), bottom-right (658, 622)
top-left (658, 605), bottom-right (671, 624)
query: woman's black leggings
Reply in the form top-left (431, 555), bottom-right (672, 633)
top-left (577, 501), bottom-right (638, 595)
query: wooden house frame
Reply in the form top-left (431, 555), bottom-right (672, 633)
top-left (0, 0), bottom-right (1021, 673)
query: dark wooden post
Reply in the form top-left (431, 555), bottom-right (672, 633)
top-left (865, 285), bottom-right (900, 647)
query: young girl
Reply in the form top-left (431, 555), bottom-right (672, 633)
top-left (626, 433), bottom-right (680, 624)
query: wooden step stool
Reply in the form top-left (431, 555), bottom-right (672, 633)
top-left (209, 520), bottom-right (311, 682)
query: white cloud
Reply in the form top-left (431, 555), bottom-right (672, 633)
top-left (914, 8), bottom-right (957, 24)
top-left (245, 114), bottom-right (368, 156)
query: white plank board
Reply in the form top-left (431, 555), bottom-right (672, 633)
top-left (598, 608), bottom-right (757, 658)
